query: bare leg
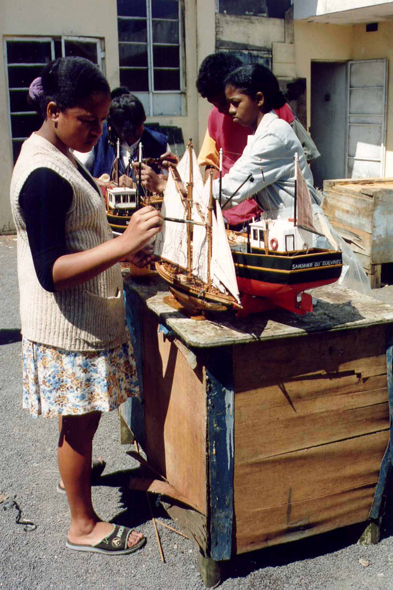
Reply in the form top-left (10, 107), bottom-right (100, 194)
top-left (58, 415), bottom-right (104, 491)
top-left (58, 411), bottom-right (143, 548)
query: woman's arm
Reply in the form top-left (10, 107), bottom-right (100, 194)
top-left (20, 168), bottom-right (162, 292)
top-left (212, 125), bottom-right (294, 208)
top-left (53, 206), bottom-right (162, 290)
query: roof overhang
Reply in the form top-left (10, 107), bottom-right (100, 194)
top-left (293, 1), bottom-right (393, 25)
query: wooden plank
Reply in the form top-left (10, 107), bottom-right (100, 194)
top-left (205, 347), bottom-right (235, 561)
top-left (124, 279), bottom-right (393, 348)
top-left (369, 264), bottom-right (382, 289)
top-left (162, 501), bottom-right (208, 552)
top-left (325, 219), bottom-right (372, 258)
top-left (322, 190), bottom-right (373, 234)
top-left (324, 178), bottom-right (393, 189)
top-left (235, 484), bottom-right (376, 553)
top-left (238, 373), bottom-right (387, 413)
top-left (236, 399), bottom-right (388, 460)
top-left (141, 307), bottom-right (207, 515)
top-left (233, 325), bottom-right (387, 393)
top-left (234, 430), bottom-right (389, 516)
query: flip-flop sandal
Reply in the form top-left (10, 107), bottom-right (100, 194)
top-left (57, 459), bottom-right (106, 495)
top-left (66, 525), bottom-right (146, 555)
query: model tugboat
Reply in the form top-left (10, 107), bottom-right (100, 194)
top-left (104, 139), bottom-right (163, 236)
top-left (228, 154), bottom-right (343, 315)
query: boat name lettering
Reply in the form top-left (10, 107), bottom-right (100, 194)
top-left (292, 259), bottom-right (341, 270)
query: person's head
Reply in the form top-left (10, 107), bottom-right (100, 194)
top-left (109, 93), bottom-right (146, 145)
top-left (28, 57), bottom-right (111, 152)
top-left (110, 86), bottom-right (131, 100)
top-left (224, 64), bottom-right (286, 129)
top-left (196, 52), bottom-right (242, 114)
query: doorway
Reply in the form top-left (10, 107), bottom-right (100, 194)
top-left (311, 59), bottom-right (388, 188)
top-left (311, 62), bottom-right (347, 188)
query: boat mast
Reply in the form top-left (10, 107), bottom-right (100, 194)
top-left (186, 140), bottom-right (194, 278)
top-left (294, 152), bottom-right (298, 227)
top-left (115, 138), bottom-right (120, 186)
top-left (207, 170), bottom-right (214, 289)
top-left (137, 141), bottom-right (143, 208)
top-left (219, 148), bottom-right (223, 207)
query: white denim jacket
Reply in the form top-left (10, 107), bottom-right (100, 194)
top-left (213, 111), bottom-right (321, 213)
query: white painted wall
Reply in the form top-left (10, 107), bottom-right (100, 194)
top-left (294, 0), bottom-right (393, 20)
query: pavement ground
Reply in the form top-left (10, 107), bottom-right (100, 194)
top-left (2, 234), bottom-right (393, 590)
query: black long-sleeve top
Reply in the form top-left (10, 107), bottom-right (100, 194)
top-left (19, 164), bottom-right (100, 292)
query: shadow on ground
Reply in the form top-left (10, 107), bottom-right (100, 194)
top-left (95, 467), bottom-right (168, 529)
top-left (0, 329), bottom-right (21, 345)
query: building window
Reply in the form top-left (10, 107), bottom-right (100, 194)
top-left (117, 0), bottom-right (184, 117)
top-left (5, 36), bottom-right (104, 162)
top-left (218, 0), bottom-right (291, 19)
top-left (218, 0), bottom-right (267, 16)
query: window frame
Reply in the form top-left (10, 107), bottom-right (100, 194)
top-left (4, 35), bottom-right (105, 162)
top-left (117, 0), bottom-right (185, 117)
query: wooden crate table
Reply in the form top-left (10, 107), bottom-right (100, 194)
top-left (122, 275), bottom-right (393, 587)
top-left (322, 178), bottom-right (393, 288)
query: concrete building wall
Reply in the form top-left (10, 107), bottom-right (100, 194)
top-left (215, 14), bottom-right (285, 50)
top-left (294, 0), bottom-right (393, 20)
top-left (295, 18), bottom-right (393, 176)
top-left (294, 21), bottom-right (354, 128)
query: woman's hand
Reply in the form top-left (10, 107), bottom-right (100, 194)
top-left (119, 174), bottom-right (135, 188)
top-left (120, 206), bottom-right (163, 256)
top-left (126, 244), bottom-right (156, 267)
top-left (159, 151), bottom-right (180, 169)
top-left (133, 162), bottom-right (167, 194)
top-left (53, 207), bottom-right (162, 290)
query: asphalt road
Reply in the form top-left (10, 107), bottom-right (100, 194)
top-left (2, 234), bottom-right (393, 590)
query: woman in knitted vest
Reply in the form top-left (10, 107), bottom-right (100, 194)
top-left (10, 57), bottom-right (163, 555)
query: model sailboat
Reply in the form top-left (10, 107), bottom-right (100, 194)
top-left (105, 140), bottom-right (163, 235)
top-left (155, 142), bottom-right (241, 313)
top-left (229, 153), bottom-right (343, 315)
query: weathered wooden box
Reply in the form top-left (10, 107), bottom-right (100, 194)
top-left (123, 277), bottom-right (393, 586)
top-left (322, 178), bottom-right (393, 288)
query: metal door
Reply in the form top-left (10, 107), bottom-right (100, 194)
top-left (346, 59), bottom-right (388, 178)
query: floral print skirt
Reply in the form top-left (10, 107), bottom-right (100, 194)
top-left (22, 336), bottom-right (139, 418)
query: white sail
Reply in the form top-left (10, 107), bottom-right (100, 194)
top-left (192, 180), bottom-right (209, 283)
top-left (154, 160), bottom-right (188, 270)
top-left (156, 145), bottom-right (240, 305)
top-left (211, 203), bottom-right (241, 304)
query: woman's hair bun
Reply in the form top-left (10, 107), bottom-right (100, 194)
top-left (28, 77), bottom-right (44, 102)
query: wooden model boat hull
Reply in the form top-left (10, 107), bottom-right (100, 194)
top-left (155, 261), bottom-right (240, 312)
top-left (233, 248), bottom-right (343, 299)
top-left (106, 212), bottom-right (130, 235)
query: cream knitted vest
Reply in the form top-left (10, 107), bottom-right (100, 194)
top-left (10, 133), bottom-right (127, 351)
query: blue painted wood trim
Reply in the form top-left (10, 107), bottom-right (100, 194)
top-left (369, 328), bottom-right (393, 520)
top-left (205, 346), bottom-right (234, 561)
top-left (123, 286), bottom-right (146, 447)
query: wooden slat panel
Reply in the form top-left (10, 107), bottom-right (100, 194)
top-left (371, 190), bottom-right (393, 264)
top-left (235, 430), bottom-right (388, 514)
top-left (239, 373), bottom-right (387, 413)
top-left (237, 400), bottom-right (388, 460)
top-left (142, 308), bottom-right (207, 515)
top-left (233, 326), bottom-right (387, 393)
top-left (326, 219), bottom-right (372, 258)
top-left (236, 484), bottom-right (376, 553)
top-left (322, 190), bottom-right (373, 234)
